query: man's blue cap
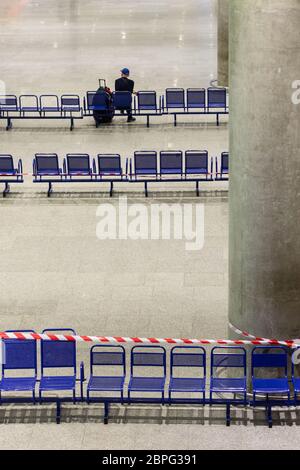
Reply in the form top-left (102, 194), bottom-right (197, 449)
top-left (121, 68), bottom-right (130, 75)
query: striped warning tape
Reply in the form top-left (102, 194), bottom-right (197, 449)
top-left (229, 321), bottom-right (277, 341)
top-left (229, 321), bottom-right (299, 343)
top-left (0, 331), bottom-right (298, 348)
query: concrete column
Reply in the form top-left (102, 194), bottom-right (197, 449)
top-left (217, 0), bottom-right (229, 87)
top-left (229, 0), bottom-right (300, 341)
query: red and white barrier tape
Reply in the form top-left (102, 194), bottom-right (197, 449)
top-left (229, 322), bottom-right (277, 341)
top-left (229, 321), bottom-right (299, 343)
top-left (0, 331), bottom-right (298, 348)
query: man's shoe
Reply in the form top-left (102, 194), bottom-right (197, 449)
top-left (127, 117), bottom-right (136, 122)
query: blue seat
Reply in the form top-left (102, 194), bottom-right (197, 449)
top-left (207, 87), bottom-right (227, 110)
top-left (210, 347), bottom-right (247, 402)
top-left (221, 152), bottom-right (229, 173)
top-left (33, 153), bottom-right (62, 177)
top-left (128, 346), bottom-right (166, 401)
top-left (0, 155), bottom-right (18, 175)
top-left (65, 154), bottom-right (92, 177)
top-left (187, 89), bottom-right (206, 110)
top-left (210, 377), bottom-right (246, 392)
top-left (0, 330), bottom-right (37, 402)
top-left (0, 95), bottom-right (18, 113)
top-left (165, 88), bottom-right (185, 110)
top-left (40, 376), bottom-right (76, 390)
top-left (97, 154), bottom-right (122, 177)
top-left (292, 347), bottom-right (300, 398)
top-left (85, 91), bottom-right (107, 112)
top-left (136, 91), bottom-right (157, 111)
top-left (39, 95), bottom-right (60, 113)
top-left (252, 378), bottom-right (290, 394)
top-left (39, 328), bottom-right (77, 402)
top-left (61, 95), bottom-right (81, 113)
top-left (293, 378), bottom-right (300, 396)
top-left (185, 150), bottom-right (211, 177)
top-left (0, 155), bottom-right (24, 196)
top-left (0, 377), bottom-right (36, 391)
top-left (19, 95), bottom-right (40, 113)
top-left (87, 345), bottom-right (126, 402)
top-left (0, 94), bottom-right (80, 131)
top-left (133, 151), bottom-right (158, 177)
top-left (160, 151), bottom-right (183, 176)
top-left (112, 91), bottom-right (132, 110)
top-left (252, 347), bottom-right (290, 401)
top-left (221, 152), bottom-right (229, 178)
top-left (216, 152), bottom-right (229, 180)
top-left (169, 346), bottom-right (206, 401)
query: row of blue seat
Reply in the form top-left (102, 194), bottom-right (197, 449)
top-left (0, 153), bottom-right (229, 197)
top-left (0, 95), bottom-right (82, 131)
top-left (85, 88), bottom-right (228, 127)
top-left (0, 87), bottom-right (228, 130)
top-left (0, 330), bottom-right (298, 427)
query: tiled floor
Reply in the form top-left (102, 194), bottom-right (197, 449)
top-left (0, 0), bottom-right (298, 450)
top-left (1, 414), bottom-right (300, 450)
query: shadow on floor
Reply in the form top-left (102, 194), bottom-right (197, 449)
top-left (0, 190), bottom-right (229, 203)
top-left (0, 404), bottom-right (298, 427)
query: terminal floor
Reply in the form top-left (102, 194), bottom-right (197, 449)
top-left (1, 414), bottom-right (300, 450)
top-left (0, 0), bottom-right (217, 94)
top-left (1, 0), bottom-right (299, 451)
top-left (1, 125), bottom-right (299, 451)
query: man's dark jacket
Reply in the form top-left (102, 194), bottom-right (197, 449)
top-left (115, 77), bottom-right (134, 93)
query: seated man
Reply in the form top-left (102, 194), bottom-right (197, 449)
top-left (115, 68), bottom-right (136, 122)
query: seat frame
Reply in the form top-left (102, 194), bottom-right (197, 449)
top-left (169, 346), bottom-right (206, 402)
top-left (251, 346), bottom-right (291, 427)
top-left (129, 150), bottom-right (214, 196)
top-left (0, 330), bottom-right (37, 404)
top-left (87, 345), bottom-right (126, 405)
top-left (128, 346), bottom-right (167, 402)
top-left (39, 328), bottom-right (84, 407)
top-left (1, 341), bottom-right (298, 427)
top-left (210, 346), bottom-right (247, 425)
top-left (161, 87), bottom-right (228, 126)
top-left (0, 155), bottom-right (24, 197)
top-left (0, 94), bottom-right (83, 131)
top-left (33, 154), bottom-right (129, 197)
